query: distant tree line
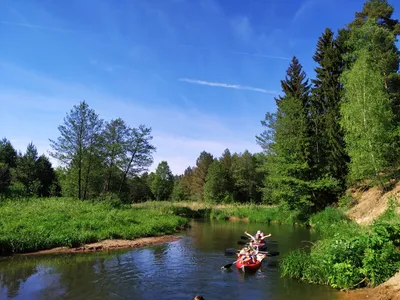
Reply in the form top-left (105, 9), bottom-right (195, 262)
top-left (1, 0), bottom-right (400, 217)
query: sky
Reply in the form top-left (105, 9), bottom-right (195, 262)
top-left (0, 0), bottom-right (398, 175)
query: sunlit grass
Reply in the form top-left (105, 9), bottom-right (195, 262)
top-left (133, 201), bottom-right (302, 224)
top-left (0, 198), bottom-right (187, 255)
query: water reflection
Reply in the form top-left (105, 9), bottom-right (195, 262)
top-left (0, 220), bottom-right (338, 300)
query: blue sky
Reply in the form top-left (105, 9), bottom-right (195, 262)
top-left (1, 0), bottom-right (398, 175)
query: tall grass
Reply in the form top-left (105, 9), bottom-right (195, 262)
top-left (134, 201), bottom-right (304, 224)
top-left (0, 198), bottom-right (187, 255)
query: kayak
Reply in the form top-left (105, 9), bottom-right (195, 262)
top-left (235, 254), bottom-right (266, 273)
top-left (235, 259), bottom-right (262, 273)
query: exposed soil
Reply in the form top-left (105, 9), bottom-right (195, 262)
top-left (340, 182), bottom-right (400, 299)
top-left (228, 216), bottom-right (249, 222)
top-left (347, 182), bottom-right (400, 225)
top-left (19, 235), bottom-right (180, 256)
top-left (340, 271), bottom-right (400, 300)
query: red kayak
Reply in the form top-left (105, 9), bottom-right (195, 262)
top-left (235, 255), bottom-right (265, 273)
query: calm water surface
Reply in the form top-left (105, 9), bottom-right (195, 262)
top-left (0, 220), bottom-right (340, 300)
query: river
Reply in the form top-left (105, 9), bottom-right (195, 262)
top-left (0, 219), bottom-right (340, 300)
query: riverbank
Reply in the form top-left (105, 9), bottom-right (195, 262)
top-left (0, 197), bottom-right (187, 256)
top-left (133, 201), bottom-right (304, 225)
top-left (280, 182), bottom-right (400, 297)
top-left (21, 235), bottom-right (180, 256)
top-left (340, 270), bottom-right (400, 300)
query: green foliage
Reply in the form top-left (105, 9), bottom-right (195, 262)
top-left (151, 161), bottom-right (174, 201)
top-left (338, 193), bottom-right (357, 209)
top-left (191, 151), bottom-right (214, 201)
top-left (311, 28), bottom-right (348, 190)
top-left (281, 206), bottom-right (400, 290)
top-left (340, 46), bottom-right (395, 185)
top-left (204, 160), bottom-right (230, 203)
top-left (0, 163), bottom-right (11, 194)
top-left (0, 197), bottom-right (187, 255)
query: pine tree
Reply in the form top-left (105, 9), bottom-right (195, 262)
top-left (151, 161), bottom-right (174, 201)
top-left (15, 143), bottom-right (40, 196)
top-left (191, 151), bottom-right (214, 201)
top-left (258, 57), bottom-right (313, 211)
top-left (204, 160), bottom-right (229, 203)
top-left (311, 28), bottom-right (348, 186)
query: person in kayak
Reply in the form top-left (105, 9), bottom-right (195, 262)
top-left (244, 230), bottom-right (272, 243)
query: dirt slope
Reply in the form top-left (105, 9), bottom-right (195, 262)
top-left (346, 182), bottom-right (400, 225)
top-left (341, 271), bottom-right (400, 300)
top-left (340, 182), bottom-right (400, 299)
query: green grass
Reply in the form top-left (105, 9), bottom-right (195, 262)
top-left (280, 201), bottom-right (400, 290)
top-left (0, 197), bottom-right (187, 255)
top-left (133, 201), bottom-right (304, 224)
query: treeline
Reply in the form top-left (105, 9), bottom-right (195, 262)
top-left (0, 101), bottom-right (263, 204)
top-left (0, 139), bottom-right (60, 197)
top-left (256, 0), bottom-right (400, 215)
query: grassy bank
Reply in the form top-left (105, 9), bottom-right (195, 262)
top-left (0, 197), bottom-right (187, 255)
top-left (280, 200), bottom-right (400, 290)
top-left (133, 201), bottom-right (304, 224)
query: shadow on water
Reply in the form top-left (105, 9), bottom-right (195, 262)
top-left (0, 219), bottom-right (340, 300)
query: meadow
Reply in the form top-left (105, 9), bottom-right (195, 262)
top-left (0, 197), bottom-right (187, 255)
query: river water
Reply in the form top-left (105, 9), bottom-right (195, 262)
top-left (0, 219), bottom-right (340, 300)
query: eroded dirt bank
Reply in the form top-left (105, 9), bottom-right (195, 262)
top-left (19, 235), bottom-right (180, 256)
top-left (340, 182), bottom-right (400, 299)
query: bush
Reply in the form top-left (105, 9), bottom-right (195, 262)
top-left (281, 206), bottom-right (400, 290)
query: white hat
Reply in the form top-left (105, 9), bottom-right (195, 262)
top-left (257, 230), bottom-right (261, 234)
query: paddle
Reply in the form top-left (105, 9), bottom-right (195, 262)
top-left (225, 248), bottom-right (280, 257)
top-left (221, 259), bottom-right (239, 270)
top-left (240, 236), bottom-right (279, 244)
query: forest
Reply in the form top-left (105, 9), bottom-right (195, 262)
top-left (1, 0), bottom-right (400, 221)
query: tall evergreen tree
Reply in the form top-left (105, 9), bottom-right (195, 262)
top-left (204, 160), bottom-right (229, 203)
top-left (311, 28), bottom-right (348, 187)
top-left (151, 161), bottom-right (174, 201)
top-left (36, 155), bottom-right (60, 197)
top-left (191, 151), bottom-right (214, 201)
top-left (0, 138), bottom-right (17, 194)
top-left (15, 143), bottom-right (40, 196)
top-left (231, 151), bottom-right (262, 203)
top-left (258, 57), bottom-right (339, 212)
top-left (0, 138), bottom-right (17, 168)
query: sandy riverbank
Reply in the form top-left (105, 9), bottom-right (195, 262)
top-left (18, 235), bottom-right (180, 256)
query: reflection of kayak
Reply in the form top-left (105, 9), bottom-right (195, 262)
top-left (235, 254), bottom-right (266, 273)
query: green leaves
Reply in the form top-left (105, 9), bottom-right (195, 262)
top-left (151, 161), bottom-right (174, 201)
top-left (341, 47), bottom-right (395, 184)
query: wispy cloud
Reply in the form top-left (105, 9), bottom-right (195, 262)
top-left (292, 0), bottom-right (320, 23)
top-left (179, 78), bottom-right (278, 94)
top-left (178, 43), bottom-right (290, 60)
top-left (0, 20), bottom-right (71, 32)
top-left (9, 7), bottom-right (29, 23)
top-left (231, 51), bottom-right (291, 60)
